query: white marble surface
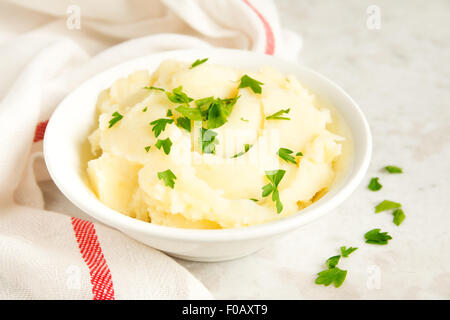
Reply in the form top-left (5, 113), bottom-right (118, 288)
top-left (40, 0), bottom-right (450, 299)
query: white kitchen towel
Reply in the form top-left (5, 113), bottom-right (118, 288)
top-left (0, 0), bottom-right (302, 299)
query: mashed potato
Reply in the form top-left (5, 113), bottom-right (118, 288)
top-left (86, 59), bottom-right (344, 229)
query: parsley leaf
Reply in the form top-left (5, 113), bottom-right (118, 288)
top-left (142, 107), bottom-right (148, 112)
top-left (232, 144), bottom-right (252, 158)
top-left (250, 198), bottom-right (259, 202)
top-left (157, 169), bottom-right (177, 189)
top-left (315, 267), bottom-right (347, 288)
top-left (166, 109), bottom-right (173, 117)
top-left (240, 117), bottom-right (249, 122)
top-left (190, 58), bottom-right (208, 69)
top-left (393, 208), bottom-right (406, 226)
top-left (265, 108), bottom-right (291, 120)
top-left (365, 228), bottom-right (392, 245)
top-left (200, 128), bottom-right (219, 154)
top-left (238, 75), bottom-right (263, 94)
top-left (176, 117), bottom-right (191, 132)
top-left (143, 86), bottom-right (165, 92)
top-left (176, 105), bottom-right (202, 120)
top-left (326, 255), bottom-right (341, 269)
top-left (149, 118), bottom-right (174, 138)
top-left (368, 177), bottom-right (382, 191)
top-left (262, 170), bottom-right (286, 213)
top-left (108, 111), bottom-right (123, 128)
top-left (277, 148), bottom-right (297, 164)
top-left (375, 200), bottom-right (401, 213)
top-left (166, 86), bottom-right (193, 105)
top-left (385, 165), bottom-right (403, 174)
top-left (206, 96), bottom-right (240, 129)
top-left (340, 246), bottom-right (358, 257)
top-left (155, 137), bottom-right (172, 155)
top-left (144, 146), bottom-right (151, 152)
top-left (296, 152), bottom-right (303, 156)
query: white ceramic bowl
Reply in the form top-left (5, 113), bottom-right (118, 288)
top-left (44, 49), bottom-right (371, 262)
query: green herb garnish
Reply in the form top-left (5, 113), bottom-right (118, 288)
top-left (340, 246), bottom-right (358, 257)
top-left (232, 144), bottom-right (252, 158)
top-left (296, 152), bottom-right (303, 156)
top-left (364, 228), bottom-right (392, 245)
top-left (265, 108), bottom-right (290, 120)
top-left (144, 86), bottom-right (165, 91)
top-left (108, 111), bottom-right (123, 128)
top-left (240, 117), bottom-right (249, 122)
top-left (262, 169), bottom-right (285, 213)
top-left (176, 105), bottom-right (202, 120)
top-left (149, 118), bottom-right (174, 138)
top-left (393, 208), bottom-right (406, 226)
top-left (325, 255), bottom-right (341, 269)
top-left (206, 96), bottom-right (240, 129)
top-left (385, 166), bottom-right (403, 174)
top-left (368, 177), bottom-right (382, 191)
top-left (238, 75), bottom-right (263, 94)
top-left (176, 117), bottom-right (191, 132)
top-left (155, 137), bottom-right (172, 155)
top-left (375, 200), bottom-right (401, 213)
top-left (166, 109), bottom-right (173, 117)
top-left (315, 267), bottom-right (347, 288)
top-left (200, 128), bottom-right (218, 154)
top-left (144, 146), bottom-right (151, 152)
top-left (190, 58), bottom-right (208, 69)
top-left (166, 86), bottom-right (193, 105)
top-left (277, 148), bottom-right (297, 164)
top-left (250, 198), bottom-right (259, 202)
top-left (142, 107), bottom-right (148, 112)
top-left (157, 169), bottom-right (177, 189)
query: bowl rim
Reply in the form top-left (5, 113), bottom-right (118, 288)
top-left (44, 48), bottom-right (372, 242)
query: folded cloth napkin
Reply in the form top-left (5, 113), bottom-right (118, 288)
top-left (0, 0), bottom-right (302, 299)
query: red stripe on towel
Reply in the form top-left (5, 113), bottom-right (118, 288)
top-left (242, 0), bottom-right (275, 55)
top-left (33, 120), bottom-right (48, 142)
top-left (71, 217), bottom-right (115, 300)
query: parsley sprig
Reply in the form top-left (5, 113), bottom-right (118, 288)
top-left (108, 111), bottom-right (123, 128)
top-left (315, 246), bottom-right (357, 288)
top-left (265, 108), bottom-right (291, 120)
top-left (238, 75), bottom-right (263, 94)
top-left (277, 148), bottom-right (299, 164)
top-left (262, 170), bottom-right (285, 213)
top-left (190, 58), bottom-right (208, 69)
top-left (365, 228), bottom-right (392, 245)
top-left (166, 86), bottom-right (193, 105)
top-left (157, 169), bottom-right (177, 189)
top-left (149, 118), bottom-right (174, 138)
top-left (155, 138), bottom-right (172, 155)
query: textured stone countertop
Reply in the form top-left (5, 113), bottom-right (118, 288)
top-left (40, 0), bottom-right (450, 299)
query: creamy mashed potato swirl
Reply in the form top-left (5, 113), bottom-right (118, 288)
top-left (86, 59), bottom-right (344, 229)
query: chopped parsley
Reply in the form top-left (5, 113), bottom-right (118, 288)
top-left (393, 208), bottom-right (406, 226)
top-left (277, 148), bottom-right (297, 164)
top-left (206, 97), bottom-right (240, 129)
top-left (262, 169), bottom-right (286, 213)
top-left (144, 146), bottom-right (151, 152)
top-left (232, 144), bottom-right (252, 158)
top-left (144, 86), bottom-right (165, 91)
top-left (166, 109), bottom-right (173, 117)
top-left (157, 169), bottom-right (177, 189)
top-left (108, 111), bottom-right (123, 128)
top-left (149, 118), bottom-right (174, 138)
top-left (142, 107), bottom-right (148, 112)
top-left (166, 86), bottom-right (193, 105)
top-left (240, 117), bottom-right (249, 122)
top-left (340, 246), bottom-right (358, 257)
top-left (385, 165), bottom-right (403, 174)
top-left (368, 177), bottom-right (382, 191)
top-left (238, 75), bottom-right (263, 94)
top-left (155, 138), bottom-right (172, 155)
top-left (176, 105), bottom-right (202, 121)
top-left (375, 200), bottom-right (401, 213)
top-left (190, 58), bottom-right (208, 69)
top-left (325, 255), bottom-right (341, 269)
top-left (296, 152), bottom-right (303, 156)
top-left (364, 228), bottom-right (392, 245)
top-left (249, 198), bottom-right (259, 202)
top-left (265, 108), bottom-right (291, 120)
top-left (315, 267), bottom-right (347, 288)
top-left (200, 128), bottom-right (218, 154)
top-left (176, 117), bottom-right (191, 132)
